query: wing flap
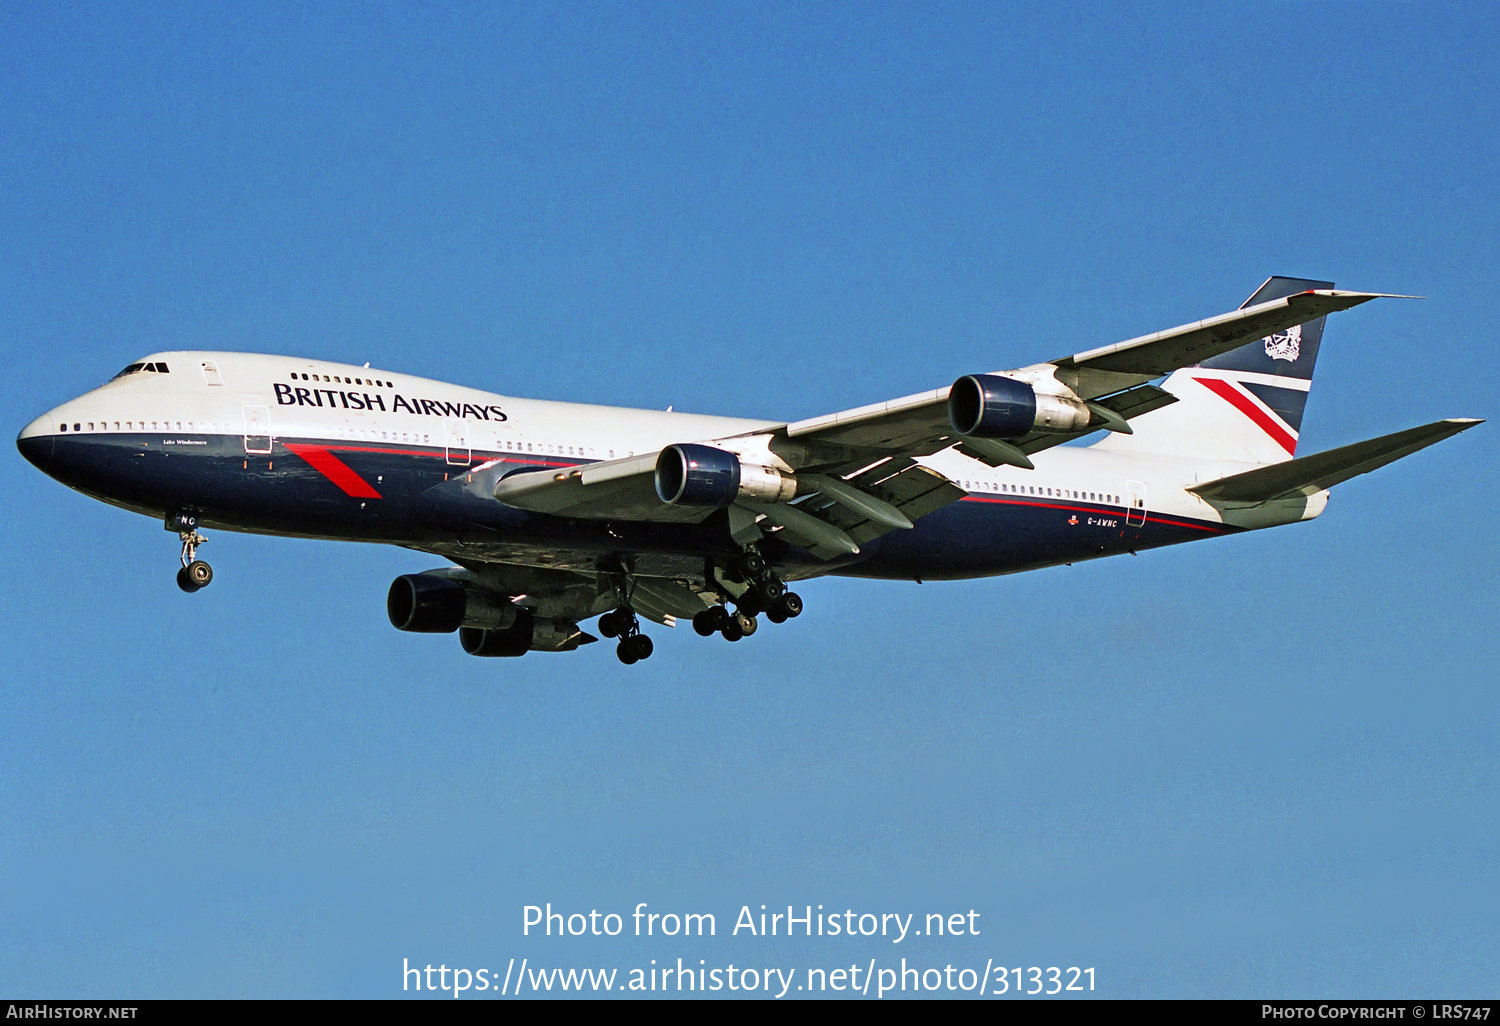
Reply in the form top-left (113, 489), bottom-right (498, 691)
top-left (1189, 419), bottom-right (1482, 502)
top-left (628, 577), bottom-right (714, 624)
top-left (790, 458), bottom-right (965, 548)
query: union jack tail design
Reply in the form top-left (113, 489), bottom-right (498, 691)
top-left (1091, 276), bottom-right (1332, 465)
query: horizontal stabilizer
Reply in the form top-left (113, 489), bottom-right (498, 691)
top-left (1188, 418), bottom-right (1482, 502)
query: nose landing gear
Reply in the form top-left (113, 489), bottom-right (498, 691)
top-left (168, 511), bottom-right (213, 593)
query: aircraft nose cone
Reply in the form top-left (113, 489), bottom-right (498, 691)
top-left (16, 421), bottom-right (54, 472)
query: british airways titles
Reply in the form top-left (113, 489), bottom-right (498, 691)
top-left (274, 382), bottom-right (508, 422)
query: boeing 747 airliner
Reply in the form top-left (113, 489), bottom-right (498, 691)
top-left (17, 277), bottom-right (1480, 663)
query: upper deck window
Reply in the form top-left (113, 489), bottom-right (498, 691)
top-left (288, 368), bottom-right (395, 387)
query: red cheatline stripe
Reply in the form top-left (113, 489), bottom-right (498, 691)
top-left (311, 444), bottom-right (582, 469)
top-left (284, 443), bottom-right (383, 498)
top-left (1193, 376), bottom-right (1297, 455)
top-left (962, 495), bottom-right (1226, 533)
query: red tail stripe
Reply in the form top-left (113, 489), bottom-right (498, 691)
top-left (1193, 376), bottom-right (1297, 455)
top-left (284, 443), bottom-right (383, 498)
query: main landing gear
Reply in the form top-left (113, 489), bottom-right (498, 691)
top-left (168, 511), bottom-right (213, 594)
top-left (598, 607), bottom-right (654, 664)
top-left (693, 551), bottom-right (803, 643)
top-left (692, 605), bottom-right (760, 641)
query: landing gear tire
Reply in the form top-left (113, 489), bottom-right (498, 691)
top-left (183, 560), bottom-right (213, 589)
top-left (692, 609), bottom-right (720, 636)
top-left (736, 552), bottom-right (767, 580)
top-left (734, 611), bottom-right (758, 638)
top-left (617, 632), bottom-right (653, 663)
top-left (176, 567), bottom-right (201, 593)
top-left (721, 617), bottom-right (744, 642)
top-left (758, 578), bottom-right (786, 604)
top-left (604, 605), bottom-right (651, 663)
top-left (766, 607), bottom-right (787, 624)
top-left (777, 592), bottom-right (803, 619)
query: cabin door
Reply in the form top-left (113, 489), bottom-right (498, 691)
top-left (243, 404), bottom-right (272, 454)
top-left (1126, 480), bottom-right (1147, 527)
top-left (445, 419), bottom-right (471, 466)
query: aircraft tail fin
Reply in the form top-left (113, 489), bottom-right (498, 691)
top-left (1188, 419), bottom-right (1482, 502)
top-left (1091, 276), bottom-right (1335, 464)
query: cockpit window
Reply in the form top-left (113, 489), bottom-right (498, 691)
top-left (111, 361), bottom-right (170, 379)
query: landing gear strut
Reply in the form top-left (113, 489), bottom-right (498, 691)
top-left (168, 511), bottom-right (213, 593)
top-left (599, 607), bottom-right (654, 664)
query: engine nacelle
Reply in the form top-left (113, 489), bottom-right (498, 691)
top-left (387, 573), bottom-right (521, 633)
top-left (654, 443), bottom-right (796, 506)
top-left (459, 614), bottom-right (590, 656)
top-left (948, 374), bottom-right (1092, 437)
top-left (459, 611), bottom-right (534, 656)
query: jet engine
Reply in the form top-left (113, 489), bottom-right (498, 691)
top-left (947, 374), bottom-right (1093, 437)
top-left (387, 572), bottom-right (522, 633)
top-left (654, 443), bottom-right (797, 506)
top-left (459, 615), bottom-right (591, 656)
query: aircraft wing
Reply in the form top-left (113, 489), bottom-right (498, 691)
top-left (479, 289), bottom-right (1406, 555)
top-left (1053, 289), bottom-right (1402, 386)
top-left (1188, 418), bottom-right (1482, 502)
top-left (488, 452), bottom-right (717, 524)
top-left (480, 448), bottom-right (965, 560)
top-left (774, 456), bottom-right (963, 551)
top-left (784, 381), bottom-right (1179, 471)
top-left (778, 290), bottom-right (1398, 460)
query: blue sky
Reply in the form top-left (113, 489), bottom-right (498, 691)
top-left (2, 2), bottom-right (1495, 998)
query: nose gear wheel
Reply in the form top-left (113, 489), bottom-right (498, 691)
top-left (168, 511), bottom-right (213, 593)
